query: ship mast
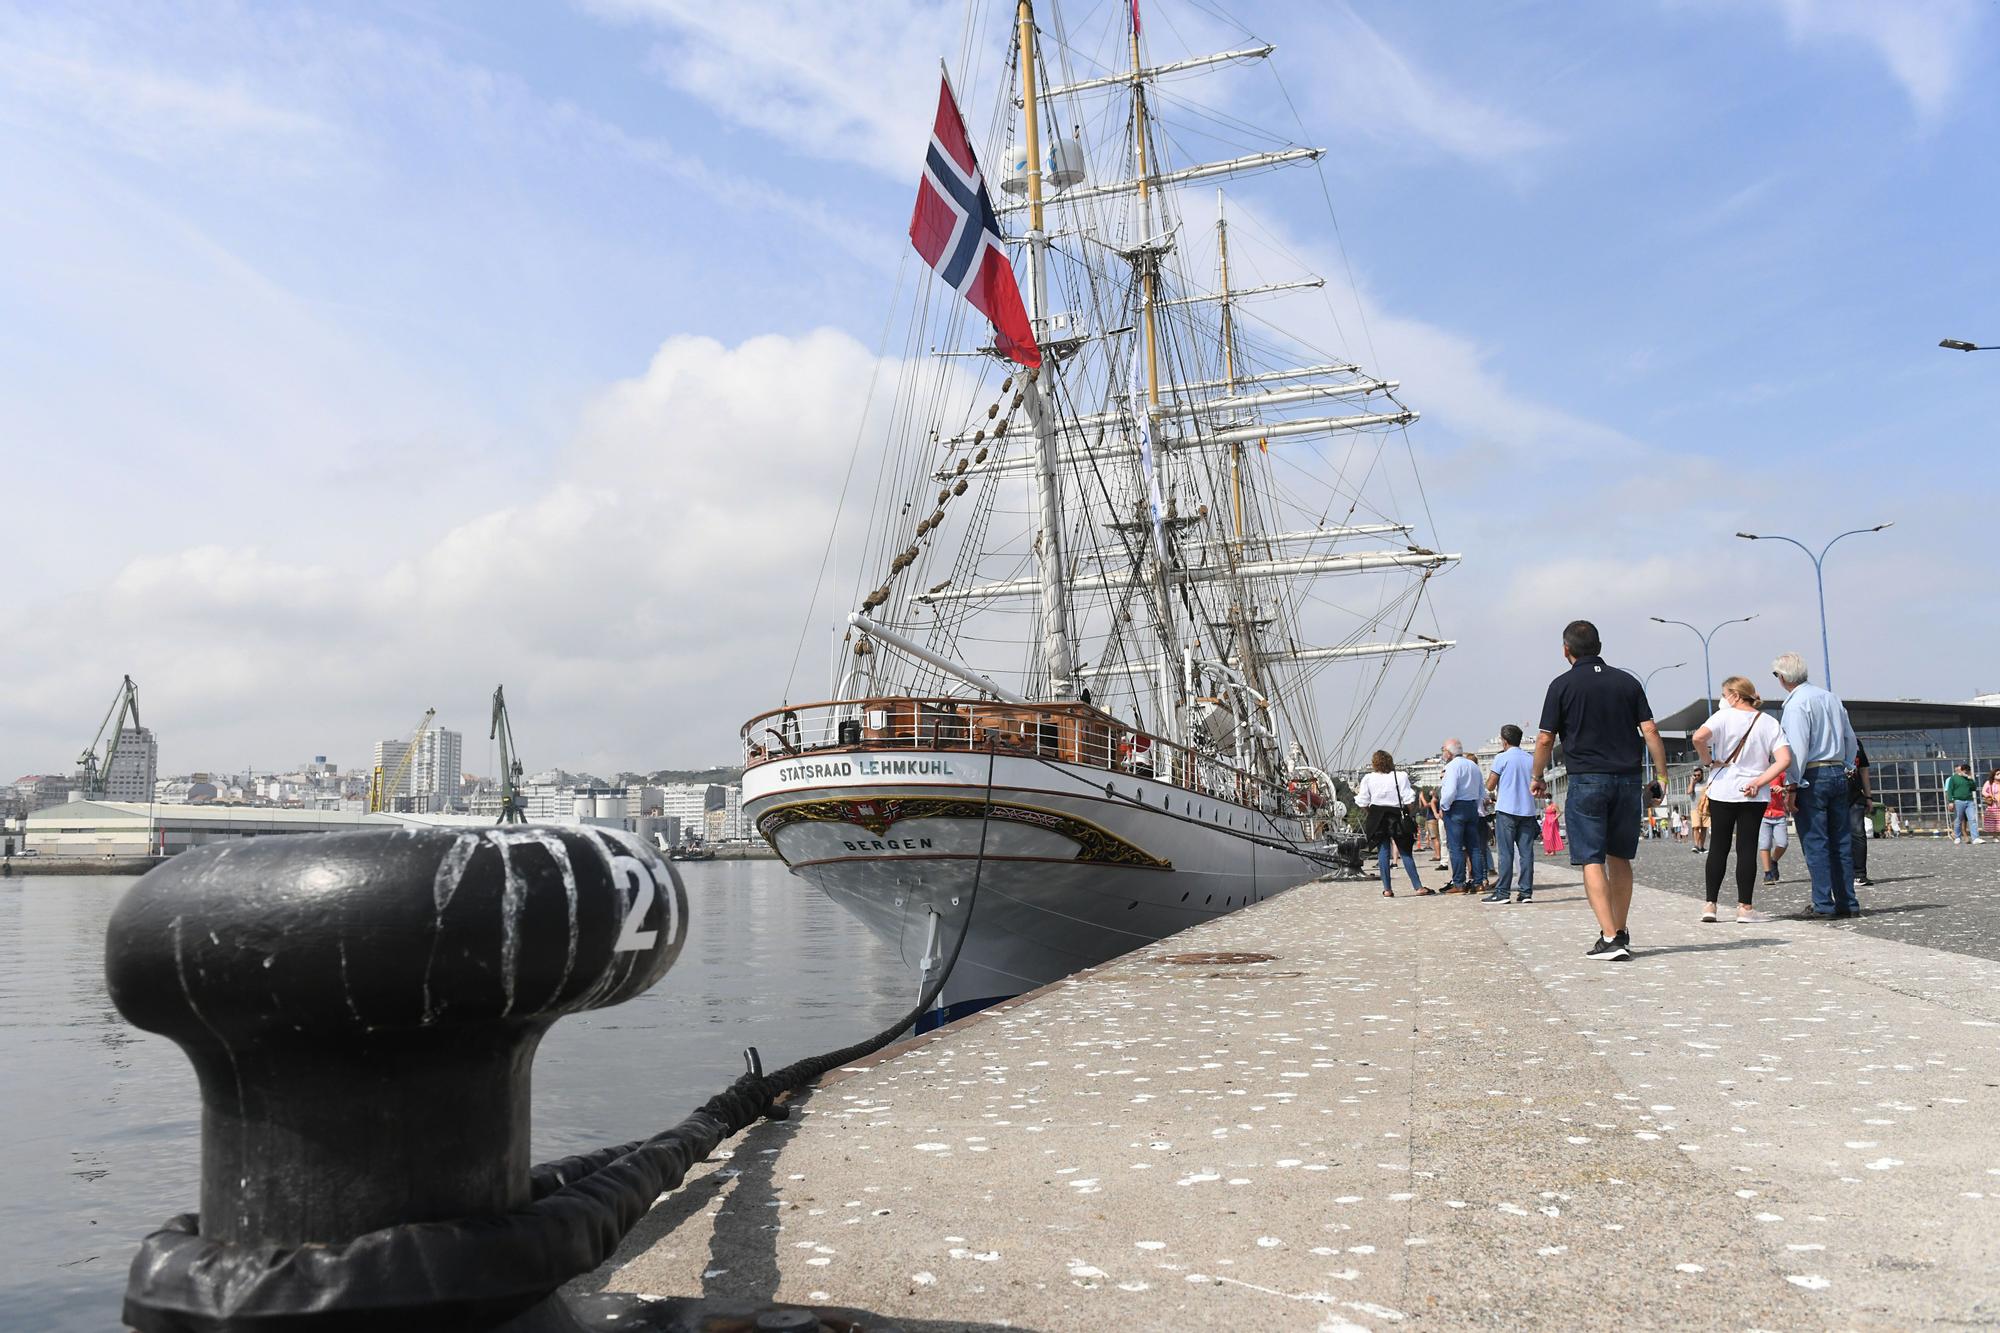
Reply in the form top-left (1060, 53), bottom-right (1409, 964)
top-left (1125, 3), bottom-right (1184, 739)
top-left (1217, 190), bottom-right (1243, 547)
top-left (1208, 189), bottom-right (1275, 774)
top-left (1014, 1), bottom-right (1074, 699)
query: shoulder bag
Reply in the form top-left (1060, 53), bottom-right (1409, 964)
top-left (1716, 711), bottom-right (1759, 779)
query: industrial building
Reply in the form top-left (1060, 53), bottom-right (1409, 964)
top-left (17, 802), bottom-right (455, 859)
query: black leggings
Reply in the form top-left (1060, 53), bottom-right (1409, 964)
top-left (1704, 799), bottom-right (1764, 906)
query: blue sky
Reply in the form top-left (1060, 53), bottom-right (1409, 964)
top-left (2, 0), bottom-right (1995, 779)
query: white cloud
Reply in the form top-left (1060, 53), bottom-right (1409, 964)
top-left (2, 330), bottom-right (947, 776)
top-left (584, 0), bottom-right (960, 179)
top-left (1763, 0), bottom-right (1982, 119)
top-left (1297, 3), bottom-right (1555, 166)
top-left (1177, 192), bottom-right (1640, 475)
top-left (0, 7), bottom-right (344, 175)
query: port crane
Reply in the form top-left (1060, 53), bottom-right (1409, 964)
top-left (490, 685), bottom-right (526, 824)
top-left (77, 675), bottom-right (142, 800)
top-left (369, 708), bottom-right (435, 814)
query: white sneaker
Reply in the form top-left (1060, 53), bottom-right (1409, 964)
top-left (1736, 909), bottom-right (1773, 923)
top-left (1954, 836), bottom-right (1963, 845)
top-left (1977, 837), bottom-right (1987, 845)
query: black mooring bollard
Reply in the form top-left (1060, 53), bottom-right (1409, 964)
top-left (106, 825), bottom-right (686, 1330)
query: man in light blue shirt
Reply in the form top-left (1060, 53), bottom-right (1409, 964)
top-left (1482, 725), bottom-right (1538, 902)
top-left (1437, 739), bottom-right (1486, 891)
top-left (1774, 651), bottom-right (1860, 916)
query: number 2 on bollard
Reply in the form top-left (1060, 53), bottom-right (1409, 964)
top-left (610, 855), bottom-right (659, 951)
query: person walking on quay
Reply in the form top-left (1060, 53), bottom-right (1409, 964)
top-left (1848, 743), bottom-right (1874, 888)
top-left (1688, 766), bottom-right (1711, 853)
top-left (1483, 725), bottom-right (1539, 903)
top-left (1945, 763), bottom-right (1981, 844)
top-left (1532, 620), bottom-right (1669, 961)
top-left (1984, 767), bottom-right (2000, 838)
top-left (1541, 798), bottom-right (1564, 854)
top-left (1356, 751), bottom-right (1425, 897)
top-left (1438, 739), bottom-right (1486, 892)
top-left (1759, 778), bottom-right (1792, 882)
top-left (1774, 652), bottom-right (1860, 917)
top-left (1690, 676), bottom-right (1791, 923)
top-left (1423, 788), bottom-right (1447, 869)
top-left (1474, 782), bottom-right (1496, 887)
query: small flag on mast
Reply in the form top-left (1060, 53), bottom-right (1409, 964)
top-left (909, 74), bottom-right (1041, 369)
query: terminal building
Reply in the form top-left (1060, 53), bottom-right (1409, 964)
top-left (1653, 695), bottom-right (2000, 827)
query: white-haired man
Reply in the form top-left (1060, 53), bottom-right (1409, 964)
top-left (1773, 652), bottom-right (1860, 917)
top-left (1437, 738), bottom-right (1487, 892)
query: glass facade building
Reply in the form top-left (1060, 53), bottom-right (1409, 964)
top-left (1654, 698), bottom-right (2000, 831)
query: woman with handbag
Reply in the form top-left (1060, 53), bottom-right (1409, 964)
top-left (1356, 750), bottom-right (1426, 897)
top-left (1689, 676), bottom-right (1794, 923)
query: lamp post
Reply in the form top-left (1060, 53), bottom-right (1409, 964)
top-left (1649, 616), bottom-right (1756, 717)
top-left (1938, 339), bottom-right (1998, 351)
top-left (1638, 662), bottom-right (1685, 798)
top-left (1733, 524), bottom-right (1892, 690)
top-left (1642, 662), bottom-right (1686, 698)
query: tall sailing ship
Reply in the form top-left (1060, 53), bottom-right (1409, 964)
top-left (741, 0), bottom-right (1457, 1023)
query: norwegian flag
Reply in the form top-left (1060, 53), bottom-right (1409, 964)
top-left (908, 74), bottom-right (1041, 369)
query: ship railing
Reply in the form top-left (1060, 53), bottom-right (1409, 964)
top-left (740, 698), bottom-right (1306, 819)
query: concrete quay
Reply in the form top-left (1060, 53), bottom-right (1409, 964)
top-left (581, 865), bottom-right (2000, 1330)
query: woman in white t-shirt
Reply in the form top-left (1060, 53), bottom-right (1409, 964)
top-left (1689, 675), bottom-right (1794, 923)
top-left (1355, 749), bottom-right (1425, 897)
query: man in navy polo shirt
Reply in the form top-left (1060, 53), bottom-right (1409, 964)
top-left (1531, 620), bottom-right (1669, 961)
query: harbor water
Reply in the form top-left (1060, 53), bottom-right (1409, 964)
top-left (0, 859), bottom-right (912, 1332)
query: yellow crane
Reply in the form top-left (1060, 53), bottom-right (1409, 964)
top-left (369, 708), bottom-right (435, 814)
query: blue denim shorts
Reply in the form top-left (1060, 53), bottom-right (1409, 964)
top-left (1566, 772), bottom-right (1642, 865)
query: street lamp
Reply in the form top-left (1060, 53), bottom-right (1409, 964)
top-left (1939, 339), bottom-right (1997, 351)
top-left (1734, 524), bottom-right (1892, 690)
top-left (1642, 662), bottom-right (1687, 698)
top-left (1649, 616), bottom-right (1756, 717)
top-left (1638, 662), bottom-right (1685, 798)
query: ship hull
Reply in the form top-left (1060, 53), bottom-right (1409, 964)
top-left (744, 749), bottom-right (1332, 1014)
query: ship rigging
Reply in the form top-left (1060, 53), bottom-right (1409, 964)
top-left (740, 0), bottom-right (1457, 1020)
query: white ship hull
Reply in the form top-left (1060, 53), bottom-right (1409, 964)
top-left (744, 748), bottom-right (1332, 1017)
